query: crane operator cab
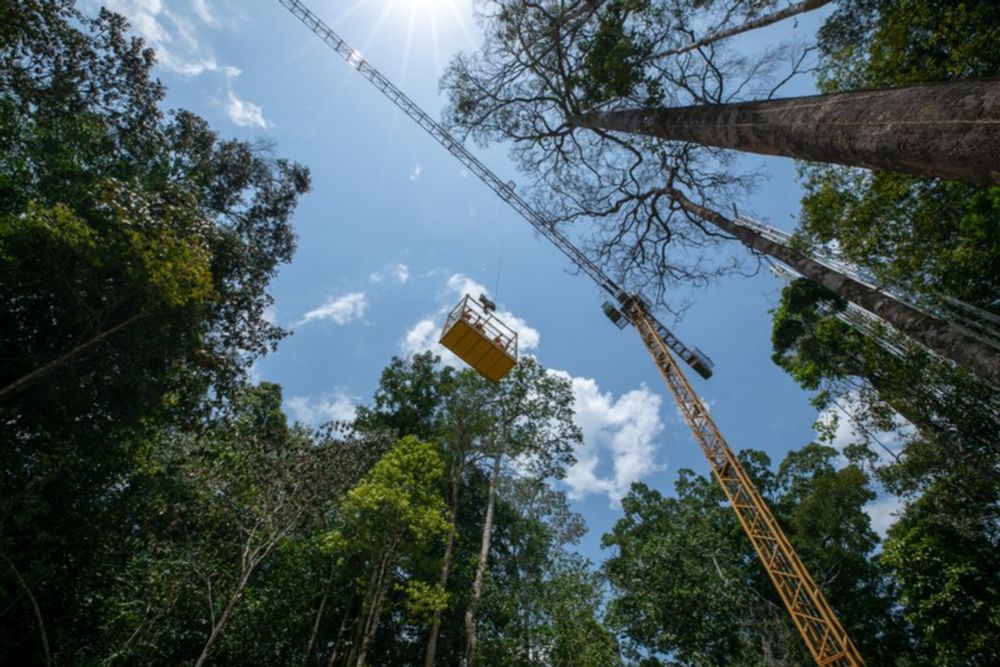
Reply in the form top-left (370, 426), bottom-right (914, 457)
top-left (439, 294), bottom-right (518, 382)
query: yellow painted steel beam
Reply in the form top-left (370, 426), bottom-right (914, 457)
top-left (627, 301), bottom-right (865, 667)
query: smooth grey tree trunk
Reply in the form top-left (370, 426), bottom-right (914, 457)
top-left (355, 541), bottom-right (397, 667)
top-left (670, 190), bottom-right (1000, 386)
top-left (660, 0), bottom-right (834, 56)
top-left (571, 80), bottom-right (1000, 185)
top-left (464, 454), bottom-right (503, 667)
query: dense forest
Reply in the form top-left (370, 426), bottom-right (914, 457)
top-left (2, 1), bottom-right (998, 666)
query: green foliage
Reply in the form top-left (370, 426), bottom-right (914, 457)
top-left (799, 167), bottom-right (1000, 308)
top-left (579, 0), bottom-right (661, 107)
top-left (341, 436), bottom-right (452, 550)
top-left (802, 0), bottom-right (1000, 306)
top-left (881, 480), bottom-right (1000, 666)
top-left (355, 351), bottom-right (457, 440)
top-left (603, 446), bottom-right (909, 666)
top-left (0, 3), bottom-right (309, 664)
top-left (399, 580), bottom-right (450, 621)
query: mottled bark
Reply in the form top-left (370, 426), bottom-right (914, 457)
top-left (464, 454), bottom-right (503, 667)
top-left (572, 80), bottom-right (1000, 185)
top-left (355, 542), bottom-right (397, 667)
top-left (670, 190), bottom-right (1000, 386)
top-left (661, 0), bottom-right (834, 56)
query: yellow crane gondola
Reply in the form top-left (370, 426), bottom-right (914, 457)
top-left (439, 294), bottom-right (518, 382)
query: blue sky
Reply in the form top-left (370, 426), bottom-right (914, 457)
top-left (95, 0), bottom-right (899, 560)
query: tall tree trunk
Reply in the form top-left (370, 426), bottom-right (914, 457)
top-left (660, 0), bottom-right (834, 56)
top-left (0, 313), bottom-right (144, 401)
top-left (305, 558), bottom-right (337, 666)
top-left (194, 567), bottom-right (254, 667)
top-left (326, 596), bottom-right (354, 667)
top-left (571, 80), bottom-right (1000, 185)
top-left (464, 454), bottom-right (503, 667)
top-left (423, 472), bottom-right (461, 667)
top-left (355, 545), bottom-right (395, 667)
top-left (669, 190), bottom-right (1000, 386)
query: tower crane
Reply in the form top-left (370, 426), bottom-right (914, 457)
top-left (275, 2), bottom-right (864, 664)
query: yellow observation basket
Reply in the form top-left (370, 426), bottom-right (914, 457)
top-left (440, 294), bottom-right (518, 382)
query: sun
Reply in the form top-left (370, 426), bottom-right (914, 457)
top-left (331, 0), bottom-right (475, 79)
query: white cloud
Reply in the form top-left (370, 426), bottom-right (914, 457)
top-left (96, 0), bottom-right (221, 76)
top-left (401, 318), bottom-right (446, 356)
top-left (410, 165), bottom-right (422, 181)
top-left (864, 494), bottom-right (903, 539)
top-left (227, 91), bottom-right (269, 128)
top-left (554, 371), bottom-right (665, 506)
top-left (370, 263), bottom-right (411, 285)
top-left (190, 0), bottom-right (216, 25)
top-left (297, 292), bottom-right (368, 326)
top-left (223, 65), bottom-right (242, 79)
top-left (286, 391), bottom-right (357, 426)
top-left (815, 391), bottom-right (912, 466)
top-left (400, 273), bottom-right (540, 361)
top-left (393, 263), bottom-right (411, 284)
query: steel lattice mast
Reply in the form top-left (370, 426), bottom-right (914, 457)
top-left (274, 1), bottom-right (863, 663)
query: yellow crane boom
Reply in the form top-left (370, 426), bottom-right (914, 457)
top-left (627, 297), bottom-right (863, 666)
top-left (274, 2), bottom-right (864, 663)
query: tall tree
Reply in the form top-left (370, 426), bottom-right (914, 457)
top-left (660, 0), bottom-right (835, 57)
top-left (671, 193), bottom-right (1000, 386)
top-left (442, 0), bottom-right (999, 380)
top-left (424, 367), bottom-right (496, 667)
top-left (463, 358), bottom-right (580, 667)
top-left (798, 0), bottom-right (1000, 309)
top-left (0, 3), bottom-right (309, 663)
top-left (570, 79), bottom-right (1000, 185)
top-left (333, 436), bottom-right (451, 667)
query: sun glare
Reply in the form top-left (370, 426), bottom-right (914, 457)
top-left (332, 0), bottom-right (476, 80)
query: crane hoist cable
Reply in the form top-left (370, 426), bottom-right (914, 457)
top-left (273, 2), bottom-right (864, 664)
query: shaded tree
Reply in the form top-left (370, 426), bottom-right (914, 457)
top-left (0, 4), bottom-right (308, 663)
top-left (463, 357), bottom-right (580, 667)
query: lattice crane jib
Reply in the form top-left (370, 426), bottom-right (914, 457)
top-left (274, 2), bottom-right (864, 663)
top-left (627, 300), bottom-right (864, 667)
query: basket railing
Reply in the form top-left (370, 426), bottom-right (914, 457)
top-left (443, 295), bottom-right (518, 358)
